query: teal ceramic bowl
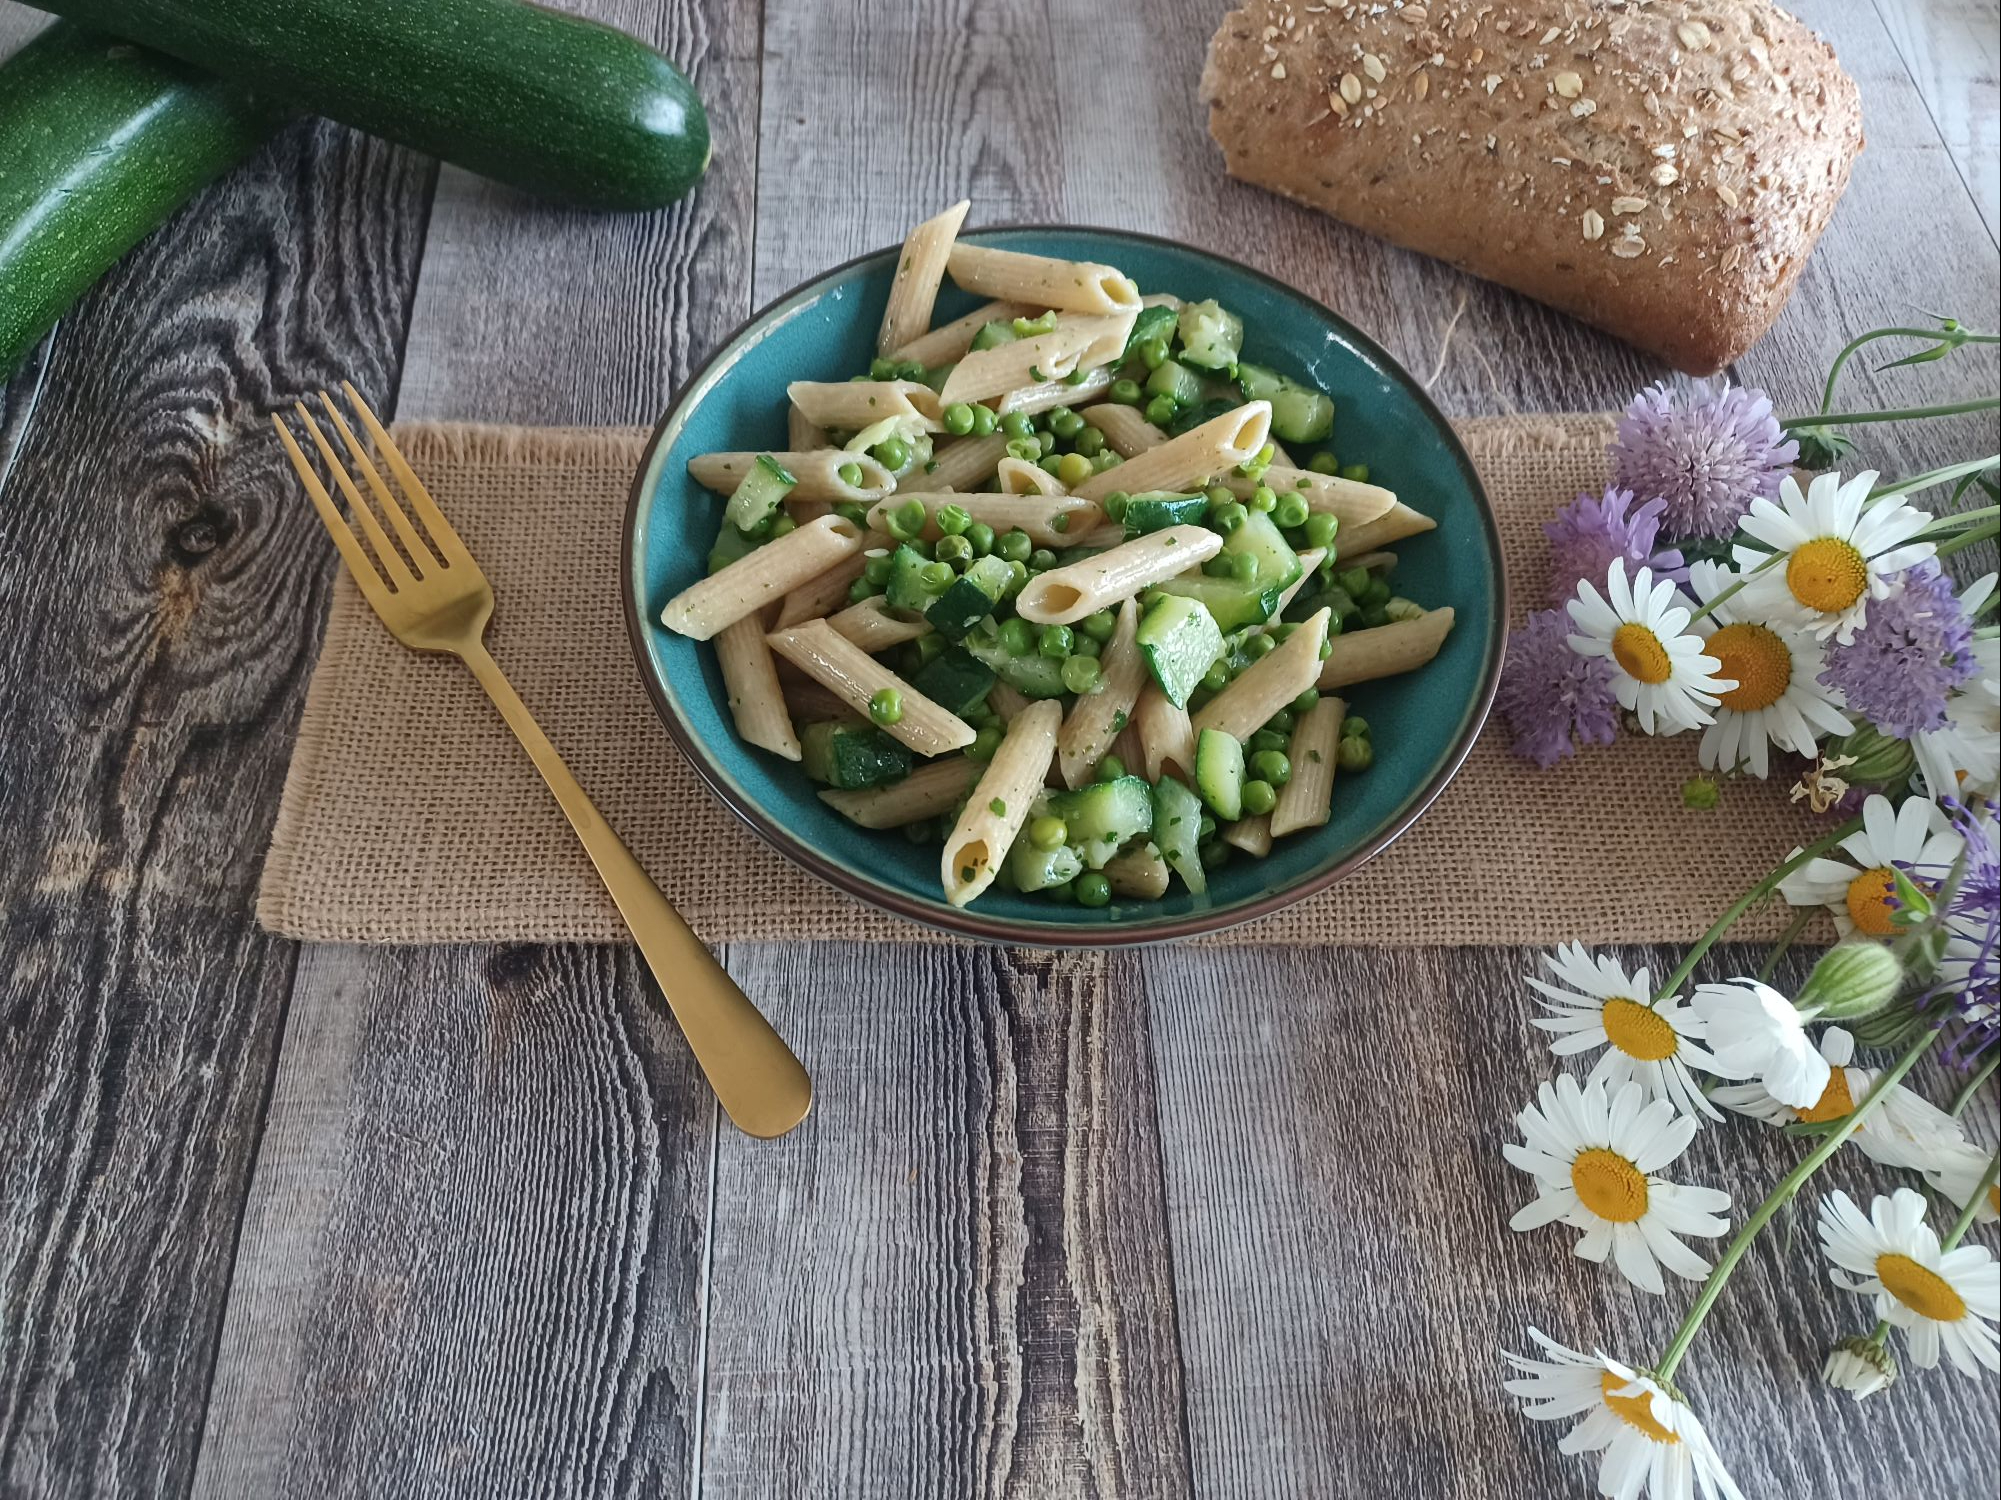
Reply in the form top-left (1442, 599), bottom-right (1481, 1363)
top-left (624, 228), bottom-right (1504, 945)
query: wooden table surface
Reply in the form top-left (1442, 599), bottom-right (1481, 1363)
top-left (2, 2), bottom-right (1997, 1496)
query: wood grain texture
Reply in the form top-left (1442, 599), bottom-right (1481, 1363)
top-left (697, 946), bottom-right (1191, 1500)
top-left (1144, 943), bottom-right (2001, 1499)
top-left (0, 114), bottom-right (432, 1500)
top-left (1875, 0), bottom-right (2001, 241)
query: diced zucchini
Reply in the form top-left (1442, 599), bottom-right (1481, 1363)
top-left (1166, 395), bottom-right (1239, 437)
top-left (1222, 510), bottom-right (1303, 593)
top-left (1175, 299), bottom-right (1243, 371)
top-left (706, 522), bottom-right (760, 575)
top-left (1010, 834), bottom-right (1084, 892)
top-left (1234, 361), bottom-right (1285, 401)
top-left (908, 646), bottom-right (996, 717)
top-left (1193, 727), bottom-right (1246, 820)
top-left (722, 452), bottom-right (796, 532)
top-left (1123, 303), bottom-right (1179, 357)
top-left (1120, 491), bottom-right (1209, 535)
top-left (1152, 571), bottom-right (1283, 633)
top-left (1136, 593), bottom-right (1225, 708)
top-left (925, 555), bottom-right (1013, 636)
top-left (1151, 776), bottom-right (1208, 896)
top-left (964, 633), bottom-right (1068, 698)
top-left (969, 320), bottom-right (1019, 351)
top-left (885, 543), bottom-right (943, 612)
top-left (1048, 776), bottom-right (1155, 869)
top-left (1269, 384), bottom-right (1335, 445)
top-left (1144, 359), bottom-right (1204, 407)
top-left (799, 722), bottom-right (912, 789)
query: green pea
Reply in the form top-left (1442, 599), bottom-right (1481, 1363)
top-left (1004, 560), bottom-right (1029, 594)
top-left (1038, 624), bottom-right (1074, 658)
top-left (1228, 551), bottom-right (1259, 583)
top-left (970, 404), bottom-right (999, 436)
top-left (847, 576), bottom-right (875, 603)
top-left (1364, 575), bottom-right (1393, 606)
top-left (1030, 814), bottom-right (1069, 851)
top-left (1250, 749), bottom-right (1291, 786)
top-left (1340, 462), bottom-right (1371, 483)
top-left (1202, 556), bottom-right (1235, 579)
top-left (990, 529), bottom-right (1027, 565)
top-left (968, 724), bottom-right (1005, 762)
top-left (999, 617), bottom-right (1034, 656)
top-left (1029, 548), bottom-right (1058, 572)
top-left (1319, 635), bottom-right (1334, 659)
top-left (898, 359), bottom-right (928, 381)
top-left (1102, 491), bottom-right (1130, 522)
top-left (1267, 708), bottom-right (1295, 733)
top-left (921, 561), bottom-right (954, 589)
top-left (1075, 872), bottom-right (1112, 908)
top-left (936, 402), bottom-right (971, 436)
top-left (1244, 631), bottom-right (1277, 661)
top-left (1241, 779), bottom-right (1277, 817)
top-left (1080, 609), bottom-right (1118, 642)
top-left (834, 501), bottom-right (871, 526)
top-left (1035, 430), bottom-right (1058, 457)
top-left (868, 356), bottom-right (897, 381)
top-left (1143, 394), bottom-right (1177, 427)
top-left (1338, 566), bottom-right (1373, 597)
top-left (1203, 484), bottom-right (1232, 509)
top-left (1307, 450), bottom-right (1340, 475)
top-left (1050, 410), bottom-right (1085, 439)
top-left (1198, 838), bottom-right (1232, 869)
top-left (1038, 452), bottom-right (1065, 476)
top-left (1249, 728), bottom-right (1288, 754)
top-left (1187, 686), bottom-right (1214, 712)
top-left (1093, 450), bottom-right (1123, 473)
top-left (864, 554), bottom-right (895, 586)
top-left (1337, 735), bottom-right (1374, 772)
top-left (1000, 411), bottom-right (1034, 440)
top-left (1097, 753), bottom-right (1127, 783)
top-left (836, 461), bottom-right (864, 487)
top-left (967, 521), bottom-right (996, 556)
top-left (1061, 655), bottom-right (1102, 694)
top-left (1212, 501), bottom-right (1248, 535)
top-left (1072, 635), bottom-right (1102, 660)
top-left (769, 515), bottom-right (797, 539)
top-left (1274, 493), bottom-right (1310, 529)
top-left (1200, 660), bottom-right (1231, 693)
top-left (914, 632), bottom-right (947, 665)
top-left (869, 687), bottom-right (904, 726)
top-left (1304, 512), bottom-right (1339, 549)
top-left (1050, 452), bottom-right (1088, 487)
top-left (936, 534), bottom-right (974, 567)
top-left (1342, 714), bottom-right (1370, 739)
top-left (1248, 485), bottom-right (1277, 513)
top-left (1075, 426), bottom-right (1105, 457)
top-left (1046, 878), bottom-right (1076, 903)
top-left (1291, 689), bottom-right (1321, 714)
top-left (935, 503), bottom-right (972, 537)
top-left (1111, 378), bottom-right (1144, 406)
top-left (1137, 338), bottom-right (1169, 370)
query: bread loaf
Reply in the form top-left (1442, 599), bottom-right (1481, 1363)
top-left (1201, 0), bottom-right (1862, 373)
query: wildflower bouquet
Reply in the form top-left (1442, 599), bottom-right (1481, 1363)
top-left (1495, 323), bottom-right (1999, 1499)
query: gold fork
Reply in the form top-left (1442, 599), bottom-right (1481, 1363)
top-left (274, 382), bottom-right (812, 1139)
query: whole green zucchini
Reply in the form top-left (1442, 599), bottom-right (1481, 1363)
top-left (26, 0), bottom-right (712, 210)
top-left (0, 23), bottom-right (275, 376)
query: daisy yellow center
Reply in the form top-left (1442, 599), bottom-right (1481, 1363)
top-left (1786, 537), bottom-right (1869, 614)
top-left (1598, 1372), bottom-right (1680, 1445)
top-left (1602, 997), bottom-right (1679, 1061)
top-left (1571, 1148), bottom-right (1649, 1223)
top-left (1611, 623), bottom-right (1673, 685)
top-left (1845, 868), bottom-right (1901, 937)
top-left (1795, 1067), bottom-right (1855, 1124)
top-left (1875, 1253), bottom-right (1966, 1322)
top-left (1708, 622), bottom-right (1793, 712)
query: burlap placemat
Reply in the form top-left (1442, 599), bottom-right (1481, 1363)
top-left (258, 416), bottom-right (1831, 948)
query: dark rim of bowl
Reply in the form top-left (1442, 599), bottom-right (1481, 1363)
top-left (621, 224), bottom-right (1507, 948)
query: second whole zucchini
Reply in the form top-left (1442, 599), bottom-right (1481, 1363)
top-left (25, 0), bottom-right (712, 210)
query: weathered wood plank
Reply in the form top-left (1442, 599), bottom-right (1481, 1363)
top-left (1144, 943), bottom-right (2001, 1499)
top-left (697, 946), bottom-right (1192, 1499)
top-left (1873, 0), bottom-right (2000, 242)
top-left (0, 118), bottom-right (432, 1500)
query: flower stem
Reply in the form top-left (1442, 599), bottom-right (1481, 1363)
top-left (1817, 327), bottom-right (2001, 413)
top-left (1651, 816), bottom-right (1863, 1006)
top-left (1869, 455), bottom-right (2001, 503)
top-left (1935, 521), bottom-right (2000, 563)
top-left (1653, 1025), bottom-right (1943, 1381)
top-left (1942, 1152), bottom-right (2001, 1251)
top-left (1755, 907), bottom-right (1819, 984)
top-left (1947, 1054), bottom-right (1998, 1118)
top-left (1785, 397), bottom-right (2001, 430)
top-left (1919, 503), bottom-right (2000, 535)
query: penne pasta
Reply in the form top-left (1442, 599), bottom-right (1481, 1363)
top-left (941, 698), bottom-right (1062, 905)
top-left (1103, 842), bottom-right (1171, 898)
top-left (1111, 723), bottom-right (1147, 774)
top-left (779, 675), bottom-right (855, 724)
top-left (1191, 608), bottom-right (1333, 741)
top-left (661, 515), bottom-right (867, 642)
top-left (937, 311), bottom-right (1136, 408)
top-left (995, 365), bottom-right (1117, 416)
top-left (1016, 526), bottom-right (1221, 625)
top-left (787, 379), bottom-right (944, 433)
top-left (774, 551), bottom-right (869, 628)
top-left (1056, 599), bottom-right (1145, 788)
top-left (691, 450), bottom-right (894, 504)
top-left (825, 595), bottom-right (933, 653)
top-left (1271, 696), bottom-right (1346, 837)
top-left (986, 681), bottom-right (1033, 722)
top-left (1139, 292), bottom-right (1183, 311)
top-left (820, 756), bottom-right (984, 829)
top-left (787, 403), bottom-right (828, 451)
top-left (716, 610), bottom-right (800, 761)
top-left (890, 298), bottom-right (1034, 366)
top-left (1086, 404), bottom-right (1169, 458)
top-left (1072, 401), bottom-right (1271, 503)
top-left (947, 244), bottom-right (1143, 316)
top-left (1221, 814), bottom-right (1273, 858)
top-left (995, 457), bottom-right (1066, 497)
top-left (923, 434), bottom-right (1008, 491)
top-left (1318, 607), bottom-right (1456, 690)
top-left (866, 492), bottom-right (1101, 548)
top-left (1133, 683), bottom-right (1196, 783)
top-left (767, 620), bottom-right (975, 754)
top-left (1220, 465), bottom-right (1397, 527)
top-left (878, 200), bottom-right (969, 355)
top-left (1337, 501), bottom-right (1437, 554)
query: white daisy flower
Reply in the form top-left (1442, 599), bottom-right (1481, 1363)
top-left (1710, 1026), bottom-right (1961, 1169)
top-left (1732, 469), bottom-right (1936, 643)
top-left (1503, 1328), bottom-right (1745, 1500)
top-left (1822, 1335), bottom-right (1898, 1402)
top-left (1684, 561), bottom-right (1852, 778)
top-left (1526, 944), bottom-right (1721, 1120)
top-left (1688, 978), bottom-right (1830, 1109)
top-left (1505, 1076), bottom-right (1731, 1294)
top-left (1567, 561), bottom-right (1734, 734)
top-left (1778, 793), bottom-right (1964, 940)
top-left (1923, 1140), bottom-right (2000, 1227)
top-left (1818, 1187), bottom-right (2001, 1375)
top-left (1913, 575), bottom-right (1999, 801)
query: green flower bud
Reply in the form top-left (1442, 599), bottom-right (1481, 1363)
top-left (1792, 425), bottom-right (1858, 471)
top-left (1829, 724), bottom-right (1917, 789)
top-left (1681, 775), bottom-right (1720, 811)
top-left (1799, 941), bottom-right (1905, 1021)
top-left (1822, 1336), bottom-right (1897, 1402)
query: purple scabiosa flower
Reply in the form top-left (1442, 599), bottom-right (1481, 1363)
top-left (1543, 486), bottom-right (1687, 604)
top-left (1497, 607), bottom-right (1621, 767)
top-left (1939, 802), bottom-right (1998, 1066)
top-left (1819, 562), bottom-right (1977, 739)
top-left (1611, 382), bottom-right (1799, 540)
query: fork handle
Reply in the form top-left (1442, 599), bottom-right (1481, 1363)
top-left (459, 640), bottom-right (812, 1138)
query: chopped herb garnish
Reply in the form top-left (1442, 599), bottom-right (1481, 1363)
top-left (990, 798), bottom-right (1007, 816)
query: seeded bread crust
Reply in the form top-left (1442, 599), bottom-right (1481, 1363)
top-left (1201, 0), bottom-right (1863, 374)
